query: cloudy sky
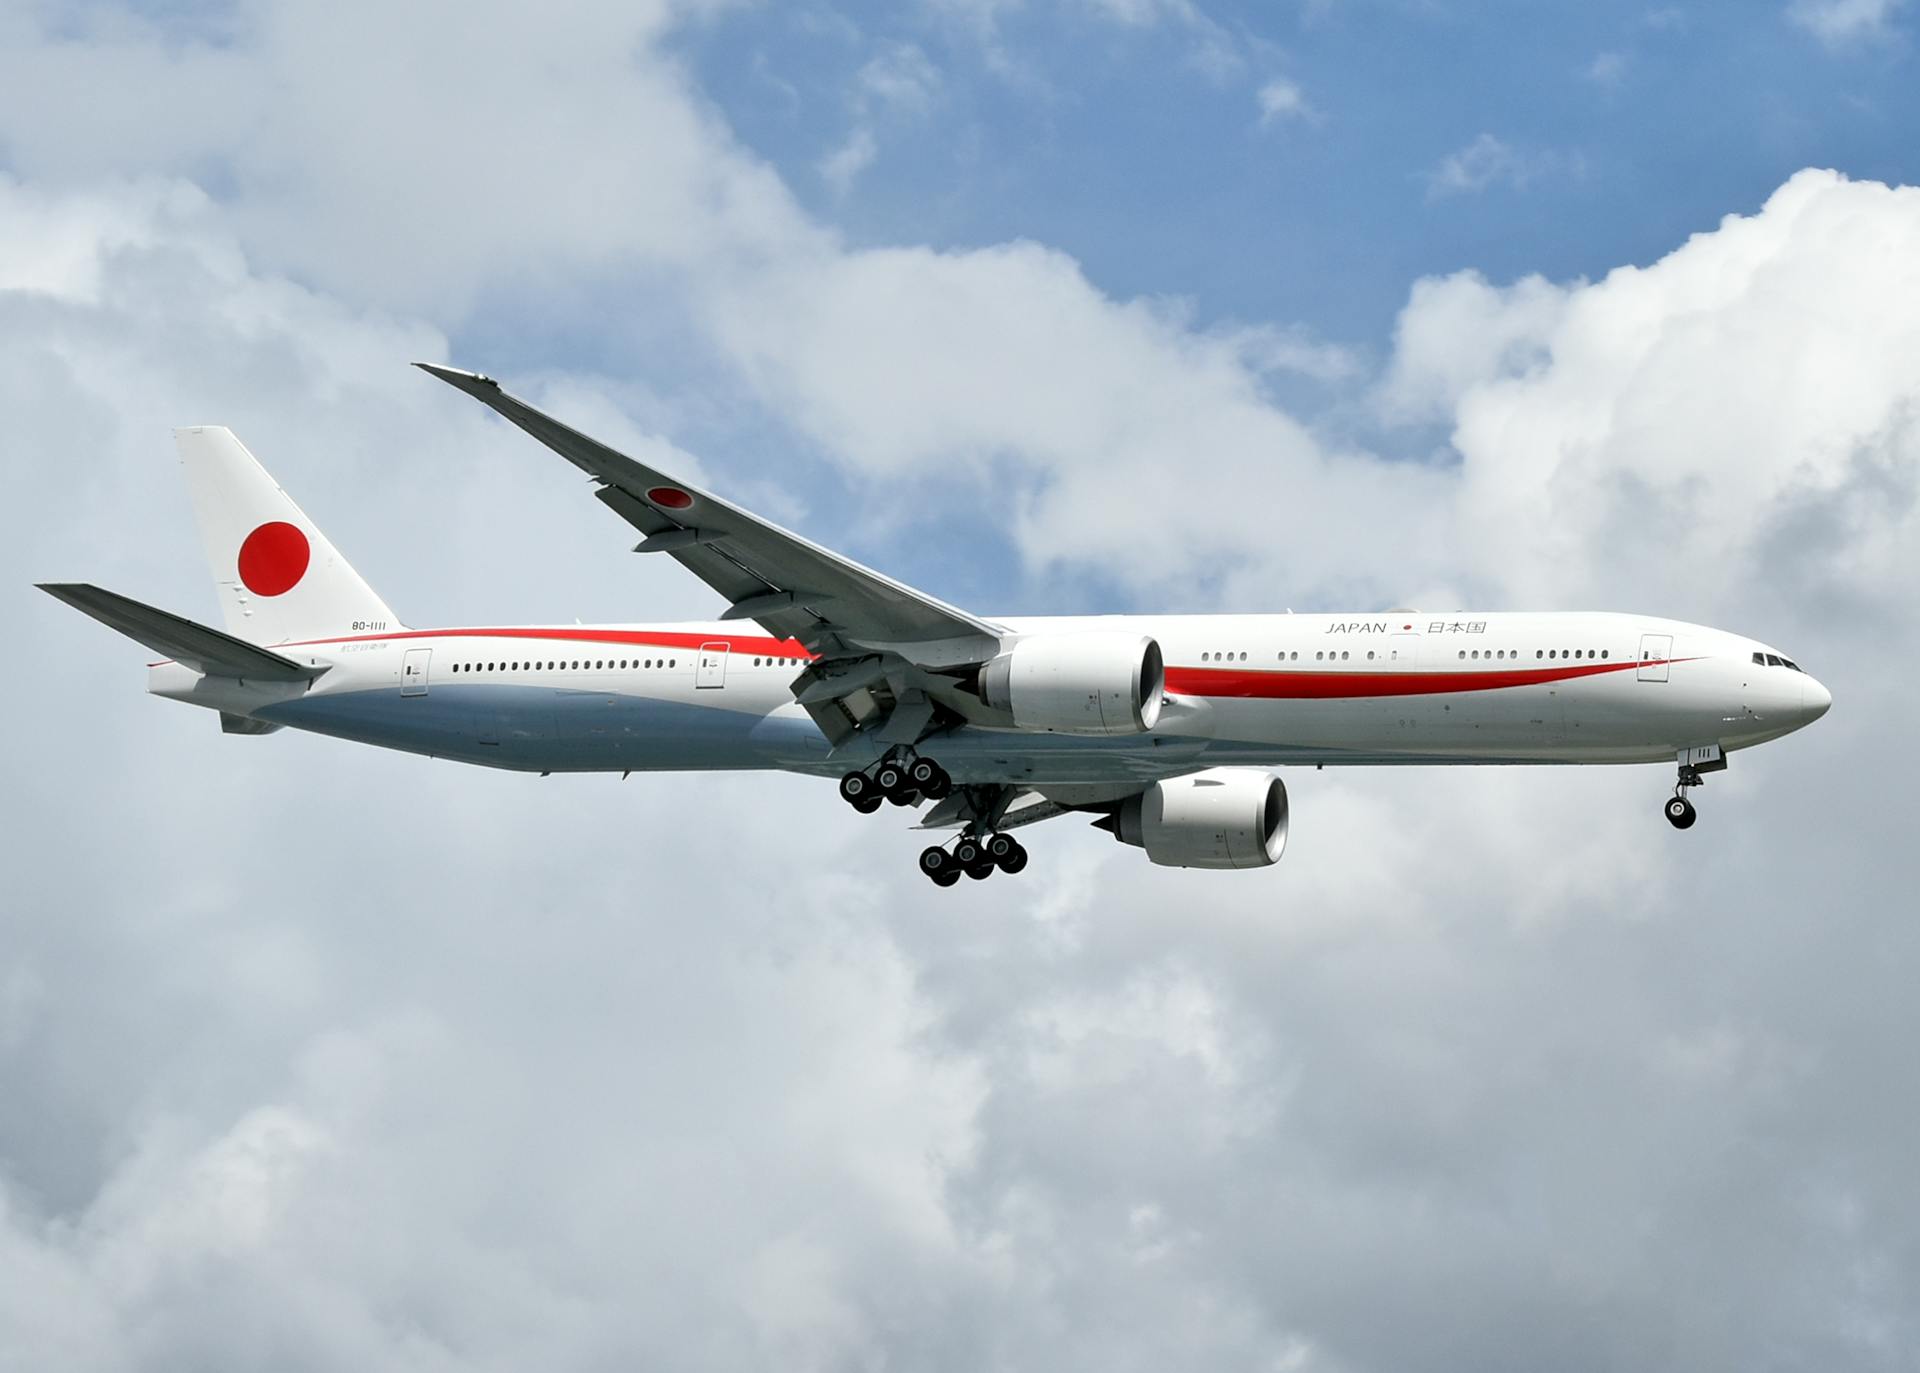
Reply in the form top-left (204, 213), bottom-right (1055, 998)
top-left (6, 1), bottom-right (1920, 1368)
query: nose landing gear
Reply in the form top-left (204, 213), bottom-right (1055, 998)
top-left (1664, 746), bottom-right (1725, 830)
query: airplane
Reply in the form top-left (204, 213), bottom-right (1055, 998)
top-left (38, 364), bottom-right (1832, 887)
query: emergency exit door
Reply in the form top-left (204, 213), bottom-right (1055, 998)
top-left (696, 641), bottom-right (729, 689)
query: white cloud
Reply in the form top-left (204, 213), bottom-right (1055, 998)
top-left (1256, 77), bottom-right (1313, 126)
top-left (859, 40), bottom-right (942, 112)
top-left (1425, 132), bottom-right (1568, 198)
top-left (819, 126), bottom-right (879, 194)
top-left (1585, 49), bottom-right (1629, 84)
top-left (1404, 169), bottom-right (1920, 618)
top-left (819, 42), bottom-right (940, 193)
top-left (1788, 0), bottom-right (1910, 46)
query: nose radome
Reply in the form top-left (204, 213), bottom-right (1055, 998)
top-left (1803, 675), bottom-right (1833, 722)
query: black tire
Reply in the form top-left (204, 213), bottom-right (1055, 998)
top-left (909, 759), bottom-right (940, 788)
top-left (954, 837), bottom-right (982, 868)
top-left (853, 795), bottom-right (883, 815)
top-left (965, 863), bottom-right (994, 881)
top-left (997, 843), bottom-right (1029, 875)
top-left (923, 771), bottom-right (953, 801)
top-left (888, 789), bottom-right (922, 808)
top-left (838, 771), bottom-right (872, 805)
top-left (920, 845), bottom-right (952, 878)
top-left (985, 833), bottom-right (1015, 861)
top-left (932, 870), bottom-right (961, 888)
top-left (874, 763), bottom-right (906, 794)
top-left (1665, 796), bottom-right (1697, 829)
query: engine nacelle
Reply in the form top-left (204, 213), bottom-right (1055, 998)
top-left (979, 632), bottom-right (1165, 736)
top-left (1107, 768), bottom-right (1289, 869)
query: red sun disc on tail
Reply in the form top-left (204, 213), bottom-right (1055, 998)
top-left (646, 486), bottom-right (694, 510)
top-left (237, 521), bottom-right (311, 596)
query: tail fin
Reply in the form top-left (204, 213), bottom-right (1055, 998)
top-left (175, 427), bottom-right (402, 646)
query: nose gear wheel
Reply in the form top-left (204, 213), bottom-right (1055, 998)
top-left (1664, 762), bottom-right (1708, 830)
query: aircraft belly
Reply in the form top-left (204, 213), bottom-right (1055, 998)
top-left (260, 686), bottom-right (805, 772)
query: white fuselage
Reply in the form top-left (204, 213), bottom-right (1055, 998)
top-left (148, 610), bottom-right (1831, 785)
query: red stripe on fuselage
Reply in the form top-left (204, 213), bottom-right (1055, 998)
top-left (264, 627), bottom-right (1691, 700)
top-left (1165, 657), bottom-right (1692, 700)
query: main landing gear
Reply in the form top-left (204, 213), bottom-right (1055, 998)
top-left (838, 761), bottom-right (1029, 887)
top-left (837, 750), bottom-right (952, 815)
top-left (917, 831), bottom-right (1029, 888)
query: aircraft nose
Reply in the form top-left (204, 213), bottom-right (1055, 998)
top-left (1802, 674), bottom-right (1832, 723)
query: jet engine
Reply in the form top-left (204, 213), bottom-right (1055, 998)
top-left (1102, 768), bottom-right (1289, 869)
top-left (979, 632), bottom-right (1165, 736)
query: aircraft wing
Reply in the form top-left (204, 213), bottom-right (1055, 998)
top-left (418, 364), bottom-right (1007, 746)
top-left (417, 365), bottom-right (1001, 659)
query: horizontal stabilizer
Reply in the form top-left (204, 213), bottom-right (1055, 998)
top-left (37, 583), bottom-right (328, 682)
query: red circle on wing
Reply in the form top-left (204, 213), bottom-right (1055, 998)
top-left (646, 486), bottom-right (694, 510)
top-left (237, 521), bottom-right (311, 597)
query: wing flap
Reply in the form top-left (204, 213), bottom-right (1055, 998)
top-left (38, 583), bottom-right (328, 682)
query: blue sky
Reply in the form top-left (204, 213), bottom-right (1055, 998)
top-left (677, 0), bottom-right (1920, 342)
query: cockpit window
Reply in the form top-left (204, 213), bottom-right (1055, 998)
top-left (1752, 652), bottom-right (1766, 666)
top-left (1765, 654), bottom-right (1784, 667)
top-left (1782, 658), bottom-right (1801, 672)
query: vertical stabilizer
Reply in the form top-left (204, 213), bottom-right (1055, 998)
top-left (175, 426), bottom-right (402, 646)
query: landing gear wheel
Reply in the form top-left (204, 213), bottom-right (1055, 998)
top-left (965, 863), bottom-right (995, 881)
top-left (838, 771), bottom-right (875, 807)
top-left (996, 841), bottom-right (1029, 875)
top-left (1665, 795), bottom-right (1697, 830)
top-left (953, 837), bottom-right (983, 869)
top-left (984, 833), bottom-right (1016, 862)
top-left (932, 869), bottom-right (961, 888)
top-left (919, 846), bottom-right (953, 881)
top-left (909, 759), bottom-right (952, 800)
top-left (874, 762), bottom-right (906, 795)
top-left (888, 789), bottom-right (922, 808)
top-left (852, 795), bottom-right (882, 815)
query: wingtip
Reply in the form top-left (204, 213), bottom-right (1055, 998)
top-left (414, 361), bottom-right (499, 391)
